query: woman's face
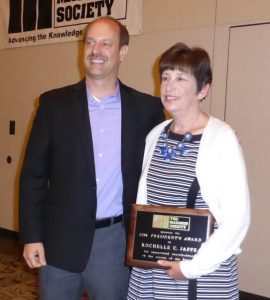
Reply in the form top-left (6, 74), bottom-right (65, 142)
top-left (160, 69), bottom-right (202, 115)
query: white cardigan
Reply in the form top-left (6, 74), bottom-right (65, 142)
top-left (136, 116), bottom-right (250, 279)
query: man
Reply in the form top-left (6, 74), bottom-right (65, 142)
top-left (19, 16), bottom-right (164, 300)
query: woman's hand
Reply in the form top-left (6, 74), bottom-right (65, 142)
top-left (158, 260), bottom-right (188, 280)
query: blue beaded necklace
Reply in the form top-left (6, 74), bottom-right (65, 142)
top-left (159, 122), bottom-right (193, 162)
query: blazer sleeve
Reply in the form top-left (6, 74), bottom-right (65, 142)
top-left (19, 95), bottom-right (51, 244)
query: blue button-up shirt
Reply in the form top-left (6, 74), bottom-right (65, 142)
top-left (87, 83), bottom-right (123, 219)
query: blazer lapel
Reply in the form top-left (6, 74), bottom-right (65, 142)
top-left (120, 82), bottom-right (137, 174)
top-left (71, 80), bottom-right (96, 181)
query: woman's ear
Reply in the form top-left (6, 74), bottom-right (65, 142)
top-left (198, 83), bottom-right (210, 101)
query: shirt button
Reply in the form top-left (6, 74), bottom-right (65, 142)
top-left (98, 153), bottom-right (103, 158)
top-left (100, 128), bottom-right (104, 133)
top-left (96, 178), bottom-right (100, 183)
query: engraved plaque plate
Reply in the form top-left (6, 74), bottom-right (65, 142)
top-left (126, 204), bottom-right (214, 269)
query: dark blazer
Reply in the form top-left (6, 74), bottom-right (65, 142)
top-left (19, 79), bottom-right (164, 272)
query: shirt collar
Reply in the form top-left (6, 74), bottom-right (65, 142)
top-left (87, 80), bottom-right (120, 107)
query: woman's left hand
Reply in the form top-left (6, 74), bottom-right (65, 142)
top-left (158, 260), bottom-right (188, 280)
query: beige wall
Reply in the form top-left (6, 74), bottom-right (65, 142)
top-left (1, 0), bottom-right (270, 296)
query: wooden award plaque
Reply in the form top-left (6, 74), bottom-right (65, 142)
top-left (126, 204), bottom-right (214, 269)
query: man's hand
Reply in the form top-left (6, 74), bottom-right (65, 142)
top-left (23, 243), bottom-right (47, 268)
top-left (158, 260), bottom-right (188, 281)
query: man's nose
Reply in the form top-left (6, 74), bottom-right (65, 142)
top-left (92, 43), bottom-right (101, 54)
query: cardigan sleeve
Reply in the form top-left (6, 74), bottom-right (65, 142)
top-left (181, 120), bottom-right (250, 278)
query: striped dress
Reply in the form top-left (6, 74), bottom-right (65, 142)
top-left (127, 129), bottom-right (239, 300)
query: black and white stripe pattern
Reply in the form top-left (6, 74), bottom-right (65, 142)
top-left (128, 132), bottom-right (239, 300)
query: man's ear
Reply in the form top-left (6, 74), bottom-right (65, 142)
top-left (119, 45), bottom-right (128, 62)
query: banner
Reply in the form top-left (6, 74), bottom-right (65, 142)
top-left (0, 0), bottom-right (142, 49)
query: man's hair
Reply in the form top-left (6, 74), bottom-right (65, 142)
top-left (83, 16), bottom-right (129, 48)
top-left (159, 42), bottom-right (212, 93)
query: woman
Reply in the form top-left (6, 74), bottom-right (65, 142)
top-left (127, 43), bottom-right (250, 299)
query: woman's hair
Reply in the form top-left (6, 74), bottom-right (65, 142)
top-left (159, 42), bottom-right (212, 93)
top-left (83, 16), bottom-right (129, 48)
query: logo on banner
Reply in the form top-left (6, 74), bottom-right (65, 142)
top-left (6, 0), bottom-right (129, 47)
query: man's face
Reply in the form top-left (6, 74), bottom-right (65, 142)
top-left (83, 19), bottom-right (128, 81)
